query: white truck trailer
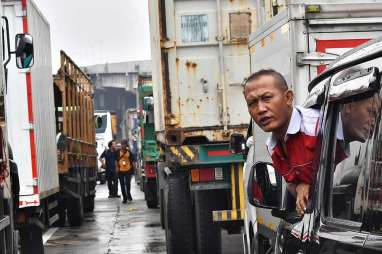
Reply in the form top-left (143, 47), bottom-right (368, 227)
top-left (149, 0), bottom-right (256, 253)
top-left (242, 1), bottom-right (382, 253)
top-left (3, 0), bottom-right (59, 253)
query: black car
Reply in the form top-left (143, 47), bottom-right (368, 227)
top-left (247, 37), bottom-right (382, 253)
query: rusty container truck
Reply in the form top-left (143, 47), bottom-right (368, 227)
top-left (53, 51), bottom-right (97, 227)
top-left (149, 0), bottom-right (257, 253)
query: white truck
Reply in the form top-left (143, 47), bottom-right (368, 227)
top-left (3, 0), bottom-right (59, 253)
top-left (241, 1), bottom-right (382, 253)
top-left (95, 110), bottom-right (114, 183)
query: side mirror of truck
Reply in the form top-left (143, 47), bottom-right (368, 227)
top-left (15, 34), bottom-right (34, 69)
top-left (229, 133), bottom-right (245, 154)
top-left (247, 162), bottom-right (283, 210)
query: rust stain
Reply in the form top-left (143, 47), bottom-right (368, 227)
top-left (191, 63), bottom-right (197, 68)
top-left (185, 61), bottom-right (191, 71)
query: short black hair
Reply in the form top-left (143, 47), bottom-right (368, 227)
top-left (245, 69), bottom-right (288, 91)
top-left (108, 140), bottom-right (114, 148)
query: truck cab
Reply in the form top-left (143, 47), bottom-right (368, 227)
top-left (247, 37), bottom-right (382, 253)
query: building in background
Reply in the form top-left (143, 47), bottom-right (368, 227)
top-left (83, 60), bottom-right (151, 139)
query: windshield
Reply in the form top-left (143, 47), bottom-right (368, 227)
top-left (95, 115), bottom-right (107, 134)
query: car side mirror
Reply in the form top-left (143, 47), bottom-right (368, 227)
top-left (229, 133), bottom-right (245, 154)
top-left (15, 34), bottom-right (34, 69)
top-left (247, 162), bottom-right (283, 209)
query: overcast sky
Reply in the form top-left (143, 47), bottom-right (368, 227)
top-left (33, 0), bottom-right (151, 72)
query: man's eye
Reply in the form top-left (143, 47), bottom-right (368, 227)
top-left (248, 101), bottom-right (257, 108)
top-left (263, 96), bottom-right (272, 101)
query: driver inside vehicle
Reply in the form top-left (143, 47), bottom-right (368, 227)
top-left (244, 69), bottom-right (322, 216)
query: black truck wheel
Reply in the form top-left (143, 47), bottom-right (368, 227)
top-left (53, 198), bottom-right (66, 227)
top-left (20, 224), bottom-right (44, 254)
top-left (146, 199), bottom-right (158, 209)
top-left (165, 173), bottom-right (195, 254)
top-left (145, 178), bottom-right (158, 209)
top-left (83, 195), bottom-right (95, 213)
top-left (194, 190), bottom-right (222, 254)
top-left (67, 197), bottom-right (83, 227)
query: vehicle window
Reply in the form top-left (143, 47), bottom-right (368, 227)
top-left (329, 70), bottom-right (381, 223)
top-left (363, 100), bottom-right (382, 234)
top-left (95, 115), bottom-right (107, 134)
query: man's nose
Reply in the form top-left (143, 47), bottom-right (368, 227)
top-left (257, 101), bottom-right (267, 113)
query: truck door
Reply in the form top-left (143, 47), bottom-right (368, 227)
top-left (166, 0), bottom-right (256, 129)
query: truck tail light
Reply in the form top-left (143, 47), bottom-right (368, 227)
top-left (144, 163), bottom-right (156, 178)
top-left (191, 168), bottom-right (224, 182)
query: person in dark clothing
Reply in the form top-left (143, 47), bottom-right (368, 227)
top-left (117, 139), bottom-right (135, 204)
top-left (8, 145), bottom-right (19, 210)
top-left (99, 140), bottom-right (120, 198)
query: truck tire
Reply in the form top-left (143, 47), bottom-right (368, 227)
top-left (53, 198), bottom-right (66, 227)
top-left (194, 190), bottom-right (222, 254)
top-left (165, 173), bottom-right (195, 254)
top-left (20, 224), bottom-right (44, 254)
top-left (146, 199), bottom-right (158, 209)
top-left (160, 189), bottom-right (165, 229)
top-left (83, 195), bottom-right (95, 213)
top-left (67, 197), bottom-right (83, 227)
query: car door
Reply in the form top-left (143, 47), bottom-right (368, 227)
top-left (308, 39), bottom-right (382, 254)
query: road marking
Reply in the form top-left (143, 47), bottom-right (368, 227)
top-left (43, 227), bottom-right (58, 244)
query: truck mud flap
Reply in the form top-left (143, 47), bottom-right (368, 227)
top-left (213, 163), bottom-right (245, 222)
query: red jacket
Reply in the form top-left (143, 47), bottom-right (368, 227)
top-left (267, 107), bottom-right (320, 184)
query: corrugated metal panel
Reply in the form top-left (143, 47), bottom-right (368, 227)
top-left (27, 0), bottom-right (59, 194)
top-left (149, 0), bottom-right (256, 132)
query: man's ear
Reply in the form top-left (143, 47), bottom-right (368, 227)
top-left (285, 90), bottom-right (294, 106)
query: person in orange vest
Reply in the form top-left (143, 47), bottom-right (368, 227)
top-left (118, 139), bottom-right (135, 203)
top-left (244, 69), bottom-right (321, 216)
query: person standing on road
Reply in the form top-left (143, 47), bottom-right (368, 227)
top-left (117, 139), bottom-right (134, 204)
top-left (244, 69), bottom-right (321, 216)
top-left (100, 140), bottom-right (120, 198)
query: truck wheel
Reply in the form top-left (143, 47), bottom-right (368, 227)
top-left (67, 197), bottom-right (83, 226)
top-left (194, 190), bottom-right (222, 254)
top-left (165, 173), bottom-right (195, 254)
top-left (20, 224), bottom-right (44, 254)
top-left (146, 199), bottom-right (158, 209)
top-left (53, 198), bottom-right (66, 227)
top-left (83, 195), bottom-right (95, 213)
top-left (160, 189), bottom-right (165, 229)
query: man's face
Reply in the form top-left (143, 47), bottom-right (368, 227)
top-left (111, 142), bottom-right (116, 150)
top-left (342, 93), bottom-right (380, 142)
top-left (244, 75), bottom-right (293, 134)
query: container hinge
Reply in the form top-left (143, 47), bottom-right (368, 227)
top-left (296, 51), bottom-right (338, 67)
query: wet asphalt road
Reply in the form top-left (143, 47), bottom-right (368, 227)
top-left (44, 178), bottom-right (243, 254)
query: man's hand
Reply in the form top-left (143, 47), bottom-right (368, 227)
top-left (296, 183), bottom-right (310, 216)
